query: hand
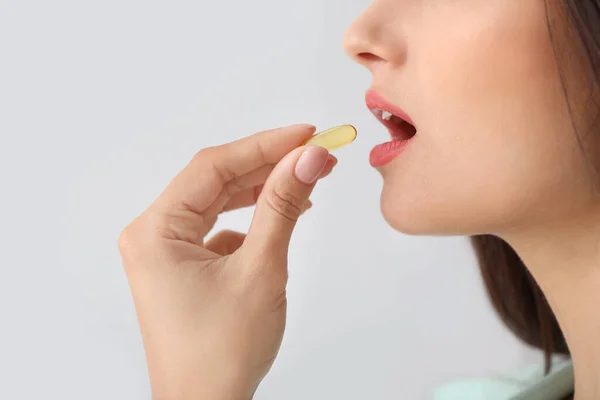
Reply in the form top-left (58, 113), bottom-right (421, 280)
top-left (118, 124), bottom-right (337, 400)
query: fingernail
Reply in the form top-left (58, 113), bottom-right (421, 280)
top-left (294, 146), bottom-right (329, 184)
top-left (287, 123), bottom-right (316, 130)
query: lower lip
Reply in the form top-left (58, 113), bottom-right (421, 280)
top-left (369, 139), bottom-right (411, 167)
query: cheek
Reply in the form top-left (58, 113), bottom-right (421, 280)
top-left (379, 130), bottom-right (583, 236)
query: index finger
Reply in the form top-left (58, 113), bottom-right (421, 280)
top-left (153, 124), bottom-right (316, 215)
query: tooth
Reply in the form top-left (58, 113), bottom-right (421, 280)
top-left (381, 111), bottom-right (392, 121)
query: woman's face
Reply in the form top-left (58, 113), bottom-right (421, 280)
top-left (343, 0), bottom-right (598, 236)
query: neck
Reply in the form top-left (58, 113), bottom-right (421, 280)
top-left (504, 212), bottom-right (600, 399)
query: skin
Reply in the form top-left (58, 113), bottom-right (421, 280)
top-left (119, 0), bottom-right (600, 399)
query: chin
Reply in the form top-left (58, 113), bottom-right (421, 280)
top-left (379, 184), bottom-right (486, 237)
top-left (379, 184), bottom-right (433, 236)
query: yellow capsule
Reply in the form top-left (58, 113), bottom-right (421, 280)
top-left (304, 125), bottom-right (357, 152)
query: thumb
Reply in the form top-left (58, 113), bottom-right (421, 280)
top-left (242, 145), bottom-right (329, 259)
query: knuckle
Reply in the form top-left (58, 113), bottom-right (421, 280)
top-left (193, 146), bottom-right (235, 184)
top-left (191, 147), bottom-right (219, 172)
top-left (264, 187), bottom-right (304, 222)
top-left (117, 216), bottom-right (161, 265)
top-left (117, 220), bottom-right (141, 259)
top-left (192, 146), bottom-right (216, 162)
top-left (159, 211), bottom-right (205, 246)
top-left (254, 139), bottom-right (268, 165)
top-left (225, 176), bottom-right (245, 197)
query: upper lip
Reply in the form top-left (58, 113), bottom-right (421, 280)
top-left (365, 89), bottom-right (416, 130)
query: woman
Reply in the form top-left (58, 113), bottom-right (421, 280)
top-left (118, 1), bottom-right (600, 398)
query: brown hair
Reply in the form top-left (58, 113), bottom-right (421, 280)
top-left (472, 0), bottom-right (600, 378)
top-left (472, 235), bottom-right (568, 372)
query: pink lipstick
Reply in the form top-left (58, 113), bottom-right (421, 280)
top-left (365, 90), bottom-right (417, 167)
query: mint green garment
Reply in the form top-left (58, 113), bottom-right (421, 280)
top-left (433, 359), bottom-right (574, 400)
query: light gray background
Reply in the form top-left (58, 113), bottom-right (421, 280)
top-left (0, 0), bottom-right (541, 398)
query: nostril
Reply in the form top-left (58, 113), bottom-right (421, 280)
top-left (357, 52), bottom-right (382, 63)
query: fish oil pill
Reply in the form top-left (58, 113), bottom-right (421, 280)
top-left (304, 125), bottom-right (357, 152)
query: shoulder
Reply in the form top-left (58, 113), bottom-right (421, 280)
top-left (433, 358), bottom-right (573, 400)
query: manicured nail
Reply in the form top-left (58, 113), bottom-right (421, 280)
top-left (294, 146), bottom-right (329, 184)
top-left (287, 123), bottom-right (316, 130)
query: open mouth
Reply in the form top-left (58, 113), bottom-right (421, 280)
top-left (370, 108), bottom-right (417, 141)
top-left (365, 90), bottom-right (417, 142)
top-left (365, 90), bottom-right (417, 167)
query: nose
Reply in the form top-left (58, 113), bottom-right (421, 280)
top-left (343, 3), bottom-right (405, 72)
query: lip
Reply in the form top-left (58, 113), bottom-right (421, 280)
top-left (365, 89), bottom-right (416, 128)
top-left (365, 89), bottom-right (417, 167)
